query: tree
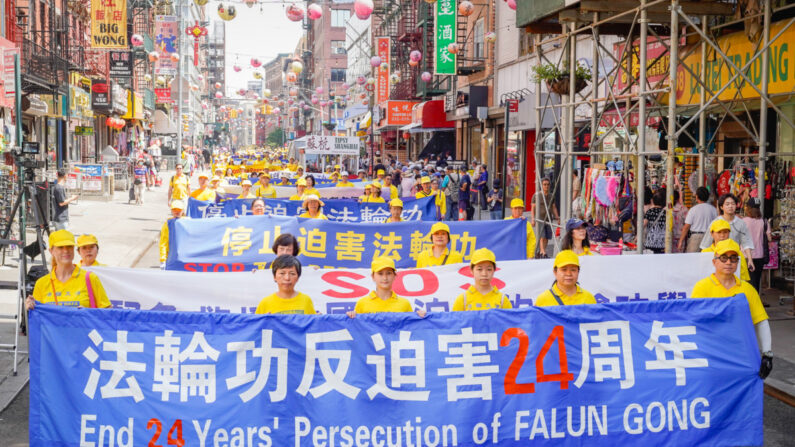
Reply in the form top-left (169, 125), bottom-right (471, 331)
top-left (266, 128), bottom-right (284, 147)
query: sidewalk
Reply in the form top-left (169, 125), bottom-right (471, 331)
top-left (761, 287), bottom-right (795, 405)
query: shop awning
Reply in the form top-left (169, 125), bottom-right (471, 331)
top-left (399, 123), bottom-right (420, 131)
top-left (153, 109), bottom-right (177, 134)
top-left (410, 127), bottom-right (454, 134)
top-left (411, 100), bottom-right (455, 130)
top-left (419, 132), bottom-right (455, 159)
top-left (357, 111), bottom-right (372, 130)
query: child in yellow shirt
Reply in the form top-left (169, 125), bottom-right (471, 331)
top-left (347, 257), bottom-right (427, 317)
top-left (452, 248), bottom-right (512, 311)
top-left (255, 255), bottom-right (316, 315)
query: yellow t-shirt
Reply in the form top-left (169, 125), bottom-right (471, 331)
top-left (255, 292), bottom-right (315, 315)
top-left (691, 274), bottom-right (768, 324)
top-left (254, 184), bottom-right (277, 198)
top-left (354, 291), bottom-right (413, 313)
top-left (32, 266), bottom-right (111, 308)
top-left (336, 181), bottom-right (355, 187)
top-left (415, 190), bottom-right (433, 199)
top-left (535, 284), bottom-right (597, 307)
top-left (416, 247), bottom-right (464, 267)
top-left (702, 246), bottom-right (750, 281)
top-left (289, 194), bottom-right (306, 201)
top-left (237, 192), bottom-right (256, 199)
top-left (159, 218), bottom-right (173, 263)
top-left (504, 216), bottom-right (537, 260)
top-left (298, 212), bottom-right (329, 220)
top-left (434, 191), bottom-right (447, 217)
top-left (190, 188), bottom-right (216, 202)
top-left (305, 187), bottom-right (321, 197)
top-left (362, 195), bottom-right (386, 203)
top-left (453, 286), bottom-right (512, 311)
top-left (77, 260), bottom-right (106, 267)
top-left (385, 185), bottom-right (399, 199)
top-left (169, 174), bottom-right (189, 200)
top-left (385, 217), bottom-right (403, 223)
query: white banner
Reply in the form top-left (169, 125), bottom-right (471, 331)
top-left (90, 253), bottom-right (715, 314)
top-left (225, 185), bottom-right (380, 199)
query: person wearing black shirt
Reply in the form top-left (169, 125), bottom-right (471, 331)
top-left (53, 169), bottom-right (78, 230)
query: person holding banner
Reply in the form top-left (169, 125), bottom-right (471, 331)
top-left (504, 199), bottom-right (537, 260)
top-left (415, 177), bottom-right (434, 199)
top-left (363, 182), bottom-right (386, 203)
top-left (160, 200), bottom-right (186, 267)
top-left (336, 172), bottom-right (355, 187)
top-left (237, 180), bottom-right (256, 199)
top-left (167, 163), bottom-right (190, 206)
top-left (416, 222), bottom-right (464, 267)
top-left (702, 219), bottom-right (750, 282)
top-left (304, 175), bottom-right (320, 197)
top-left (430, 178), bottom-right (447, 220)
top-left (190, 174), bottom-right (216, 202)
top-left (346, 256), bottom-right (425, 316)
top-left (290, 178), bottom-right (308, 200)
top-left (209, 176), bottom-right (225, 195)
top-left (534, 250), bottom-right (597, 307)
top-left (691, 239), bottom-right (773, 378)
top-left (254, 173), bottom-right (277, 198)
top-left (358, 183), bottom-right (372, 203)
top-left (76, 234), bottom-right (105, 267)
top-left (251, 198), bottom-right (267, 216)
top-left (385, 198), bottom-right (404, 223)
top-left (25, 230), bottom-right (111, 310)
top-left (299, 195), bottom-right (328, 220)
top-left (296, 166), bottom-right (305, 179)
top-left (382, 175), bottom-right (399, 199)
top-left (255, 255), bottom-right (315, 315)
top-left (561, 218), bottom-right (593, 256)
top-left (452, 248), bottom-right (512, 311)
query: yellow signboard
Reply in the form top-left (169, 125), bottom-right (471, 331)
top-left (676, 21), bottom-right (794, 105)
top-left (90, 0), bottom-right (128, 48)
top-left (121, 91), bottom-right (144, 120)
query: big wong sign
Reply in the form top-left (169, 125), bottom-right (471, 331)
top-left (90, 0), bottom-right (127, 48)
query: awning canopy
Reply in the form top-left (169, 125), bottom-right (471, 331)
top-left (153, 109), bottom-right (177, 134)
top-left (399, 123), bottom-right (420, 131)
top-left (419, 132), bottom-right (455, 159)
top-left (411, 100), bottom-right (455, 129)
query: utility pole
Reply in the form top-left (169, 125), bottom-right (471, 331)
top-left (176, 0), bottom-right (184, 160)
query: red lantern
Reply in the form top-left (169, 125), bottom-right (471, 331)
top-left (402, 131), bottom-right (410, 139)
top-left (106, 117), bottom-right (114, 127)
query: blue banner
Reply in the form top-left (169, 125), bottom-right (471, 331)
top-left (29, 298), bottom-right (762, 446)
top-left (166, 215), bottom-right (526, 271)
top-left (187, 196), bottom-right (437, 222)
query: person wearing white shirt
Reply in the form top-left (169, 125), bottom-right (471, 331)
top-left (678, 187), bottom-right (718, 253)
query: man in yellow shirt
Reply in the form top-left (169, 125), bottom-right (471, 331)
top-left (504, 199), bottom-right (537, 259)
top-left (416, 222), bottom-right (464, 267)
top-left (77, 234), bottom-right (105, 267)
top-left (167, 163), bottom-right (190, 205)
top-left (209, 176), bottom-right (226, 196)
top-left (254, 172), bottom-right (277, 198)
top-left (160, 200), bottom-right (186, 267)
top-left (691, 239), bottom-right (772, 378)
top-left (190, 174), bottom-right (216, 202)
top-left (535, 250), bottom-right (597, 306)
top-left (382, 175), bottom-right (399, 199)
top-left (347, 257), bottom-right (417, 315)
top-left (336, 171), bottom-right (355, 187)
top-left (27, 230), bottom-right (111, 310)
top-left (237, 179), bottom-right (256, 199)
top-left (702, 219), bottom-right (750, 281)
top-left (453, 248), bottom-right (512, 311)
top-left (415, 176), bottom-right (433, 198)
top-left (385, 198), bottom-right (403, 223)
top-left (256, 255), bottom-right (315, 314)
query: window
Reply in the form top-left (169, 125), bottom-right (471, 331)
top-left (473, 19), bottom-right (484, 59)
top-left (519, 28), bottom-right (534, 57)
top-left (331, 40), bottom-right (347, 55)
top-left (331, 68), bottom-right (346, 82)
top-left (331, 9), bottom-right (350, 27)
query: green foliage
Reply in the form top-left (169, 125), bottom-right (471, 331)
top-left (531, 62), bottom-right (592, 82)
top-left (266, 128), bottom-right (284, 146)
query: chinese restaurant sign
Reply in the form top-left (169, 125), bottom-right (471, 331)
top-left (90, 0), bottom-right (127, 48)
top-left (435, 0), bottom-right (457, 75)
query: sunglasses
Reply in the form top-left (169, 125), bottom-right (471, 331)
top-left (715, 255), bottom-right (740, 264)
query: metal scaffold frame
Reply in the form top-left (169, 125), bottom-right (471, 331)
top-left (528, 0), bottom-right (795, 254)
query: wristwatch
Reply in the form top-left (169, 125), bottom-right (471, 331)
top-left (762, 351), bottom-right (774, 358)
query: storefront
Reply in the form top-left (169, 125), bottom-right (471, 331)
top-left (69, 73), bottom-right (95, 163)
top-left (403, 100), bottom-right (455, 161)
top-left (375, 100), bottom-right (417, 163)
top-left (122, 90), bottom-right (146, 154)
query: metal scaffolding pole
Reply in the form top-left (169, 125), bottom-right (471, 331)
top-left (636, 0), bottom-right (648, 252)
top-left (758, 0), bottom-right (771, 218)
top-left (664, 0), bottom-right (679, 254)
top-left (698, 15), bottom-right (707, 189)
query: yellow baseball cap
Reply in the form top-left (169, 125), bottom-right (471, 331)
top-left (470, 248), bottom-right (496, 267)
top-left (377, 169), bottom-right (385, 175)
top-left (371, 181), bottom-right (382, 189)
top-left (389, 198), bottom-right (404, 208)
top-left (49, 229), bottom-right (76, 248)
top-left (371, 256), bottom-right (396, 273)
top-left (554, 250), bottom-right (580, 268)
top-left (334, 164), bottom-right (341, 169)
top-left (261, 172), bottom-right (271, 179)
top-left (710, 219), bottom-right (731, 233)
top-left (77, 234), bottom-right (99, 248)
top-left (171, 199), bottom-right (186, 210)
top-left (511, 198), bottom-right (524, 208)
top-left (430, 222), bottom-right (450, 238)
top-left (421, 176), bottom-right (431, 184)
top-left (198, 173), bottom-right (209, 179)
top-left (714, 239), bottom-right (741, 257)
top-left (296, 178), bottom-right (307, 186)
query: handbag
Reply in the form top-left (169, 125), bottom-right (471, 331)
top-left (85, 271), bottom-right (97, 308)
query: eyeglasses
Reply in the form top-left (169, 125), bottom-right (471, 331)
top-left (716, 255), bottom-right (740, 264)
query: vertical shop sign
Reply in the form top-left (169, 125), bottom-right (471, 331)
top-left (434, 0), bottom-right (457, 75)
top-left (90, 0), bottom-right (128, 48)
top-left (376, 37), bottom-right (390, 104)
top-left (154, 16), bottom-right (179, 75)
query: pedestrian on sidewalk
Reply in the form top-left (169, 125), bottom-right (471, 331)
top-left (530, 178), bottom-right (558, 257)
top-left (53, 169), bottom-right (79, 231)
top-left (678, 186), bottom-right (717, 253)
top-left (442, 165), bottom-right (459, 221)
top-left (742, 198), bottom-right (770, 293)
top-left (476, 164), bottom-right (489, 210)
top-left (459, 166), bottom-right (473, 220)
top-left (487, 180), bottom-right (503, 220)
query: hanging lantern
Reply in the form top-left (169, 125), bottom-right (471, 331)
top-left (251, 58), bottom-right (262, 68)
top-left (156, 76), bottom-right (166, 85)
top-left (105, 117), bottom-right (114, 127)
top-left (263, 88), bottom-right (272, 97)
top-left (144, 74), bottom-right (152, 83)
top-left (190, 84), bottom-right (199, 92)
top-left (287, 99), bottom-right (295, 105)
top-left (286, 4), bottom-right (305, 22)
top-left (303, 104), bottom-right (310, 110)
top-left (238, 88), bottom-right (246, 95)
top-left (217, 4), bottom-right (237, 20)
top-left (277, 100), bottom-right (285, 107)
top-left (340, 82), bottom-right (349, 90)
top-left (357, 75), bottom-right (366, 85)
top-left (214, 82), bottom-right (222, 89)
top-left (410, 50), bottom-right (422, 62)
top-left (273, 108), bottom-right (281, 114)
top-left (458, 1), bottom-right (474, 16)
top-left (380, 62), bottom-right (389, 71)
top-left (353, 0), bottom-right (374, 20)
top-left (484, 31), bottom-right (496, 43)
top-left (290, 61), bottom-right (303, 74)
top-left (233, 64), bottom-right (242, 72)
top-left (307, 3), bottom-right (323, 20)
top-left (320, 100), bottom-right (328, 107)
top-left (215, 91), bottom-right (223, 99)
top-left (362, 98), bottom-right (369, 105)
top-left (366, 77), bottom-right (376, 85)
top-left (421, 72), bottom-right (432, 82)
top-left (286, 72), bottom-right (298, 83)
top-left (370, 56), bottom-right (381, 68)
top-left (148, 51), bottom-right (159, 62)
top-left (245, 0), bottom-right (256, 7)
top-left (408, 59), bottom-right (419, 67)
top-left (130, 34), bottom-right (144, 46)
top-left (170, 53), bottom-right (180, 63)
top-left (507, 0), bottom-right (516, 10)
top-left (403, 131), bottom-right (411, 139)
top-left (447, 42), bottom-right (460, 54)
top-left (289, 87), bottom-right (299, 97)
top-left (316, 86), bottom-right (324, 94)
top-left (197, 74), bottom-right (204, 82)
top-left (202, 102), bottom-right (208, 109)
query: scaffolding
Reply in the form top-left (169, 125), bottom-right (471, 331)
top-left (523, 0), bottom-right (795, 253)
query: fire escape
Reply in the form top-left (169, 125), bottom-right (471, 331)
top-left (416, 0), bottom-right (452, 98)
top-left (131, 0), bottom-right (155, 112)
top-left (456, 1), bottom-right (487, 76)
top-left (17, 0), bottom-right (70, 94)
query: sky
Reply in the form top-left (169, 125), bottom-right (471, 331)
top-left (208, 1), bottom-right (305, 93)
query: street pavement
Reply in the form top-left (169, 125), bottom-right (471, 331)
top-left (0, 172), bottom-right (794, 445)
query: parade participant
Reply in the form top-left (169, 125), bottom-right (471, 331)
top-left (76, 234), bottom-right (104, 267)
top-left (304, 175), bottom-right (320, 197)
top-left (364, 182), bottom-right (386, 203)
top-left (376, 169), bottom-right (386, 183)
top-left (254, 172), bottom-right (276, 198)
top-left (214, 167), bottom-right (228, 186)
top-left (385, 198), bottom-right (403, 223)
top-left (452, 248), bottom-right (512, 311)
top-left (290, 178), bottom-right (308, 200)
top-left (329, 172), bottom-right (340, 184)
top-left (287, 158), bottom-right (298, 172)
top-left (700, 194), bottom-right (755, 271)
top-left (277, 175), bottom-right (290, 186)
top-left (346, 256), bottom-right (426, 317)
top-left (160, 200), bottom-right (186, 266)
top-left (251, 198), bottom-right (267, 216)
top-left (237, 179), bottom-right (256, 199)
top-left (224, 167), bottom-right (236, 184)
top-left (296, 166), bottom-right (305, 178)
top-left (190, 173), bottom-right (216, 201)
top-left (678, 186), bottom-right (717, 253)
top-left (336, 171), bottom-right (355, 187)
top-left (415, 176), bottom-right (433, 199)
top-left (26, 230), bottom-right (111, 310)
top-left (209, 176), bottom-right (225, 195)
top-left (561, 218), bottom-right (593, 256)
top-left (430, 177), bottom-right (447, 219)
top-left (504, 199), bottom-right (537, 259)
top-left (272, 233), bottom-right (300, 256)
top-left (416, 222), bottom-right (464, 267)
top-left (358, 183), bottom-right (372, 203)
top-left (167, 163), bottom-right (190, 206)
top-left (702, 219), bottom-right (750, 281)
top-left (535, 250), bottom-right (597, 306)
top-left (691, 239), bottom-right (772, 378)
top-left (255, 255), bottom-right (315, 315)
top-left (299, 195), bottom-right (328, 219)
top-left (334, 164), bottom-right (342, 174)
top-left (382, 174), bottom-right (399, 199)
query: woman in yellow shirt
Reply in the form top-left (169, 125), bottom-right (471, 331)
top-left (535, 250), bottom-right (597, 306)
top-left (77, 234), bottom-right (105, 267)
top-left (561, 218), bottom-right (593, 256)
top-left (358, 183), bottom-right (372, 203)
top-left (160, 200), bottom-right (186, 266)
top-left (298, 195), bottom-right (328, 219)
top-left (237, 179), bottom-right (256, 199)
top-left (385, 198), bottom-right (403, 223)
top-left (416, 222), bottom-right (464, 267)
top-left (336, 172), bottom-right (355, 187)
top-left (26, 230), bottom-right (111, 310)
top-left (254, 173), bottom-right (277, 198)
top-left (303, 175), bottom-right (321, 197)
top-left (430, 177), bottom-right (447, 220)
top-left (290, 178), bottom-right (308, 201)
top-left (453, 248), bottom-right (512, 311)
top-left (363, 182), bottom-right (386, 203)
top-left (255, 255), bottom-right (315, 315)
top-left (190, 174), bottom-right (216, 202)
top-left (382, 175), bottom-right (399, 199)
top-left (347, 257), bottom-right (426, 316)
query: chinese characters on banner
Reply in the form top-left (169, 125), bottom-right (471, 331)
top-left (154, 16), bottom-right (179, 75)
top-left (384, 100), bottom-right (418, 126)
top-left (376, 37), bottom-right (390, 104)
top-left (90, 0), bottom-right (127, 48)
top-left (154, 87), bottom-right (173, 104)
top-left (435, 0), bottom-right (457, 75)
top-left (28, 298), bottom-right (763, 446)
